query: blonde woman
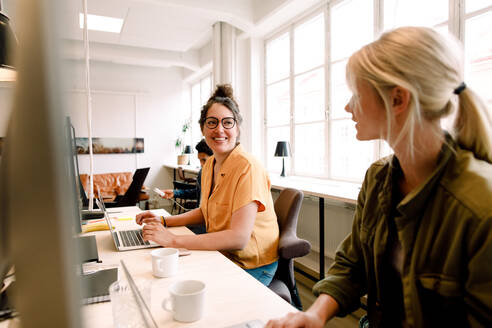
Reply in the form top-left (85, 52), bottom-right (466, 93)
top-left (267, 26), bottom-right (492, 327)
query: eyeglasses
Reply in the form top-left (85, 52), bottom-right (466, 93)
top-left (204, 117), bottom-right (236, 129)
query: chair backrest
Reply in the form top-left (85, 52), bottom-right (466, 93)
top-left (173, 180), bottom-right (196, 191)
top-left (177, 166), bottom-right (196, 183)
top-left (177, 167), bottom-right (186, 180)
top-left (274, 188), bottom-right (304, 243)
top-left (270, 188), bottom-right (310, 310)
top-left (116, 167), bottom-right (150, 207)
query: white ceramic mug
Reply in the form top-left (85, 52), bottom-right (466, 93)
top-left (151, 248), bottom-right (179, 278)
top-left (162, 280), bottom-right (206, 322)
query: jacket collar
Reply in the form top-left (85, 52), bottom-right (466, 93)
top-left (396, 133), bottom-right (456, 220)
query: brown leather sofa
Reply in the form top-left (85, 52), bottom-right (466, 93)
top-left (80, 172), bottom-right (148, 202)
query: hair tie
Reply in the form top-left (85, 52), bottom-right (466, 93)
top-left (453, 82), bottom-right (466, 95)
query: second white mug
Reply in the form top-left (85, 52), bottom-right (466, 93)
top-left (162, 280), bottom-right (206, 322)
top-left (151, 248), bottom-right (179, 278)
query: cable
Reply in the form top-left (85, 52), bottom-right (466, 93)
top-left (82, 0), bottom-right (95, 211)
top-left (167, 197), bottom-right (195, 213)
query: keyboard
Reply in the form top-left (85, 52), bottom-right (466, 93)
top-left (224, 320), bottom-right (264, 328)
top-left (119, 229), bottom-right (150, 247)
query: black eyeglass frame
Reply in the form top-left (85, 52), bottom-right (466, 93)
top-left (204, 116), bottom-right (236, 129)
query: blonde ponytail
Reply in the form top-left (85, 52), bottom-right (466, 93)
top-left (454, 87), bottom-right (492, 163)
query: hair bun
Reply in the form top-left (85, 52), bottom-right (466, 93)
top-left (212, 84), bottom-right (234, 99)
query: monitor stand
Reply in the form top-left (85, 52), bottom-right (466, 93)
top-left (81, 209), bottom-right (104, 221)
top-left (77, 235), bottom-right (100, 263)
top-left (0, 281), bottom-right (17, 321)
top-left (80, 268), bottom-right (118, 304)
top-left (76, 235), bottom-right (118, 304)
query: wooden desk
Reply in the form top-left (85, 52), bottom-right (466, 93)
top-left (163, 163), bottom-right (199, 181)
top-left (82, 206), bottom-right (296, 327)
top-left (269, 176), bottom-right (360, 280)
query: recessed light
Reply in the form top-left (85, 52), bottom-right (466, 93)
top-left (79, 13), bottom-right (123, 33)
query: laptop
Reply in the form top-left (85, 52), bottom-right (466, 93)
top-left (95, 196), bottom-right (160, 251)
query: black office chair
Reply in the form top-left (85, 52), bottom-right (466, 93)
top-left (104, 167), bottom-right (150, 208)
top-left (171, 180), bottom-right (198, 214)
top-left (268, 188), bottom-right (311, 310)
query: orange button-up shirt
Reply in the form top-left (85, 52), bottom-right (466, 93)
top-left (200, 145), bottom-right (279, 269)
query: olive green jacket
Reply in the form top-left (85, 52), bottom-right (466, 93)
top-left (313, 139), bottom-right (492, 327)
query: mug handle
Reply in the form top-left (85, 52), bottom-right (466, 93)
top-left (162, 298), bottom-right (173, 313)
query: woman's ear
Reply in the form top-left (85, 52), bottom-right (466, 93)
top-left (390, 86), bottom-right (411, 116)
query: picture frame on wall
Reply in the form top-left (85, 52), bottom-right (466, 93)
top-left (76, 137), bottom-right (144, 154)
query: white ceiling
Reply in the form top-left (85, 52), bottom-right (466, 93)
top-left (3, 0), bottom-right (323, 72)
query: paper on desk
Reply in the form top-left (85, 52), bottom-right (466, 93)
top-left (115, 217), bottom-right (134, 221)
top-left (81, 220), bottom-right (114, 233)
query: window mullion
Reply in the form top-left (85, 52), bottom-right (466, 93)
top-left (324, 3), bottom-right (331, 179)
top-left (375, 0), bottom-right (383, 36)
top-left (290, 25), bottom-right (295, 176)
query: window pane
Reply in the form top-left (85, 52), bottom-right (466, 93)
top-left (465, 10), bottom-right (492, 106)
top-left (266, 33), bottom-right (290, 84)
top-left (294, 68), bottom-right (325, 123)
top-left (266, 127), bottom-right (290, 172)
top-left (331, 0), bottom-right (373, 61)
top-left (384, 0), bottom-right (448, 30)
top-left (330, 119), bottom-right (374, 181)
top-left (191, 83), bottom-right (201, 143)
top-left (266, 80), bottom-right (290, 126)
top-left (201, 76), bottom-right (211, 105)
top-left (295, 123), bottom-right (326, 176)
top-left (466, 0), bottom-right (492, 13)
top-left (331, 60), bottom-right (351, 120)
top-left (294, 14), bottom-right (324, 74)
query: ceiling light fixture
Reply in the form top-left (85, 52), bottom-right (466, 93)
top-left (79, 13), bottom-right (123, 33)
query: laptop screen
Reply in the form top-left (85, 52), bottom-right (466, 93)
top-left (95, 196), bottom-right (115, 233)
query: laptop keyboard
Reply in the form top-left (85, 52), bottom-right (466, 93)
top-left (119, 229), bottom-right (150, 247)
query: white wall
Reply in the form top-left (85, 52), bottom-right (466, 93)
top-left (64, 60), bottom-right (189, 191)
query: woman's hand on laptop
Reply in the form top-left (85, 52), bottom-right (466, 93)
top-left (135, 211), bottom-right (161, 225)
top-left (142, 221), bottom-right (175, 246)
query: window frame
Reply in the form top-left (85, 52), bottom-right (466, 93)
top-left (263, 0), bottom-right (490, 183)
top-left (189, 73), bottom-right (212, 146)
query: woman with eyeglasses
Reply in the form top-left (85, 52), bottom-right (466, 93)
top-left (137, 84), bottom-right (279, 285)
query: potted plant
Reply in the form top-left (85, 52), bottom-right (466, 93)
top-left (176, 120), bottom-right (191, 165)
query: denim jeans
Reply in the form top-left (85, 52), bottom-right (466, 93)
top-left (244, 261), bottom-right (278, 286)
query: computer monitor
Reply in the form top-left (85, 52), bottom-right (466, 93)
top-left (66, 116), bottom-right (83, 234)
top-left (0, 0), bottom-right (83, 326)
top-left (0, 129), bottom-right (10, 292)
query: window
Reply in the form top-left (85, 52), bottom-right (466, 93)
top-left (190, 74), bottom-right (212, 146)
top-left (330, 0), bottom-right (374, 181)
top-left (264, 0), bottom-right (483, 183)
top-left (464, 1), bottom-right (492, 107)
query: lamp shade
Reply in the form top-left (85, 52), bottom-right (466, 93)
top-left (183, 145), bottom-right (193, 154)
top-left (274, 141), bottom-right (290, 157)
